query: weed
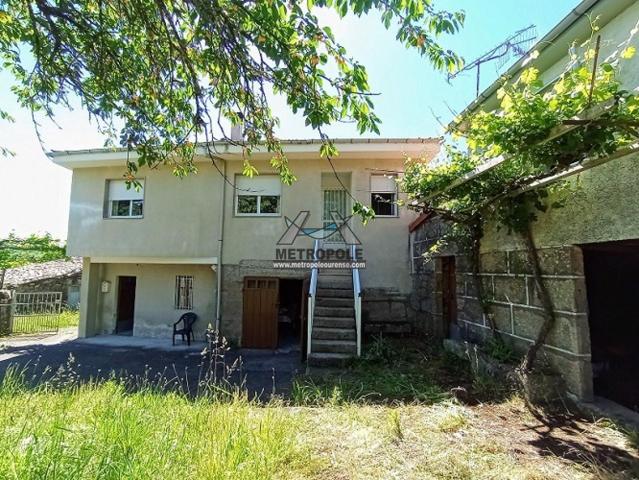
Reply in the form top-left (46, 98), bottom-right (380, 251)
top-left (484, 336), bottom-right (517, 364)
top-left (387, 409), bottom-right (403, 441)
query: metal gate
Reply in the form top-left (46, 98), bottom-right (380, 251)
top-left (12, 292), bottom-right (63, 334)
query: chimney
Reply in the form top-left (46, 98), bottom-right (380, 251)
top-left (230, 112), bottom-right (244, 141)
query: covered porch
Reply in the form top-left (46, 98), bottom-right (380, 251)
top-left (79, 257), bottom-right (217, 341)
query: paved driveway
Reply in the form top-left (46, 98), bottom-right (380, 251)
top-left (0, 332), bottom-right (303, 399)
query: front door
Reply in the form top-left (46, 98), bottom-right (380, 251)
top-left (116, 276), bottom-right (136, 334)
top-left (242, 277), bottom-right (279, 348)
top-left (322, 189), bottom-right (348, 244)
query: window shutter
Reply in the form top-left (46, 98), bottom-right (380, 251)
top-left (371, 175), bottom-right (396, 193)
top-left (236, 175), bottom-right (281, 195)
top-left (109, 180), bottom-right (145, 200)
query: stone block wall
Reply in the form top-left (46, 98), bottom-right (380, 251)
top-left (410, 216), bottom-right (593, 400)
top-left (456, 247), bottom-right (592, 399)
top-left (15, 274), bottom-right (81, 307)
top-left (362, 288), bottom-right (414, 335)
top-left (408, 217), bottom-right (451, 336)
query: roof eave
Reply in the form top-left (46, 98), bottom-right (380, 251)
top-left (451, 0), bottom-right (635, 126)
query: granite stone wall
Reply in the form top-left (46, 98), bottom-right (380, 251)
top-left (410, 218), bottom-right (593, 400)
top-left (14, 274), bottom-right (81, 307)
top-left (456, 247), bottom-right (592, 399)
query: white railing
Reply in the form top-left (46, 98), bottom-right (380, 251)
top-left (351, 244), bottom-right (362, 357)
top-left (307, 239), bottom-right (320, 356)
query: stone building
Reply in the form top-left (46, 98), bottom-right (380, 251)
top-left (3, 257), bottom-right (83, 308)
top-left (411, 0), bottom-right (639, 412)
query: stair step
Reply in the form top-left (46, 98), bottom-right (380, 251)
top-left (307, 352), bottom-right (353, 367)
top-left (319, 269), bottom-right (351, 276)
top-left (317, 288), bottom-right (352, 298)
top-left (316, 297), bottom-right (353, 308)
top-left (312, 327), bottom-right (356, 341)
top-left (315, 306), bottom-right (354, 318)
top-left (312, 339), bottom-right (357, 354)
top-left (313, 316), bottom-right (355, 329)
top-left (317, 278), bottom-right (352, 289)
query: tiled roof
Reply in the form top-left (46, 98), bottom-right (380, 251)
top-left (3, 257), bottom-right (83, 287)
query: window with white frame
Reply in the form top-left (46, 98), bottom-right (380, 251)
top-left (235, 175), bottom-right (281, 216)
top-left (175, 275), bottom-right (194, 310)
top-left (107, 179), bottom-right (145, 218)
top-left (370, 174), bottom-right (398, 216)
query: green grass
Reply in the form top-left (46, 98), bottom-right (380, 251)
top-left (0, 367), bottom-right (307, 480)
top-left (56, 309), bottom-right (80, 328)
top-left (4, 310), bottom-right (79, 336)
top-left (292, 335), bottom-right (497, 406)
top-left (0, 338), bottom-right (636, 479)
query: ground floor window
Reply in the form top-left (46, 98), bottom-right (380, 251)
top-left (175, 275), bottom-right (194, 310)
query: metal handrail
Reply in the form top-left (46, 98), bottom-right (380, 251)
top-left (351, 244), bottom-right (362, 357)
top-left (307, 239), bottom-right (320, 356)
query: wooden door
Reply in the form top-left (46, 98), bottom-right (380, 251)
top-left (242, 277), bottom-right (279, 348)
top-left (116, 276), bottom-right (136, 333)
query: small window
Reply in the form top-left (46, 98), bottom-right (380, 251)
top-left (107, 180), bottom-right (145, 218)
top-left (175, 275), bottom-right (194, 310)
top-left (371, 175), bottom-right (397, 217)
top-left (235, 175), bottom-right (281, 216)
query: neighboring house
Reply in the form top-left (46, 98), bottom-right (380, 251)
top-left (50, 138), bottom-right (439, 362)
top-left (411, 0), bottom-right (639, 409)
top-left (2, 257), bottom-right (83, 308)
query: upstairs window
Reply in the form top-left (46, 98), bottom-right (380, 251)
top-left (107, 179), bottom-right (145, 218)
top-left (235, 175), bottom-right (281, 216)
top-left (175, 275), bottom-right (194, 310)
top-left (371, 175), bottom-right (398, 217)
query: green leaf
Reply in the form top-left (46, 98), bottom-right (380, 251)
top-left (621, 46), bottom-right (636, 59)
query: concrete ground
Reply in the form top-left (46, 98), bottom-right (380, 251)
top-left (0, 331), bottom-right (303, 399)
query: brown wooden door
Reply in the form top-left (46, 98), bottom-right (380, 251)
top-left (242, 277), bottom-right (279, 348)
top-left (116, 276), bottom-right (136, 333)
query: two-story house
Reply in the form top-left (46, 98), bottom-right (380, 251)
top-left (50, 138), bottom-right (438, 363)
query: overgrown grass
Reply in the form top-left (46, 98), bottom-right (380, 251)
top-left (0, 336), bottom-right (636, 479)
top-left (57, 309), bottom-right (80, 328)
top-left (292, 335), bottom-right (506, 405)
top-left (3, 310), bottom-right (79, 336)
top-left (0, 367), bottom-right (307, 479)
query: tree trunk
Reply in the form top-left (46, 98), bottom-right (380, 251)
top-left (520, 224), bottom-right (556, 372)
top-left (469, 220), bottom-right (500, 336)
top-left (0, 269), bottom-right (5, 290)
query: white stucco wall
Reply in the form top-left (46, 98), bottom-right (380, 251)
top-left (67, 145), bottom-right (440, 294)
top-left (93, 262), bottom-right (215, 339)
top-left (221, 157), bottom-right (421, 293)
top-left (67, 165), bottom-right (224, 258)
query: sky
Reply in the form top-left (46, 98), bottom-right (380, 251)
top-left (0, 0), bottom-right (581, 240)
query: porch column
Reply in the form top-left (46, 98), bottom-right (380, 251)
top-left (79, 257), bottom-right (101, 338)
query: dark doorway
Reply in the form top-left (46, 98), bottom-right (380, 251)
top-left (243, 277), bottom-right (279, 349)
top-left (583, 241), bottom-right (639, 411)
top-left (441, 256), bottom-right (458, 338)
top-left (116, 276), bottom-right (137, 335)
top-left (278, 279), bottom-right (304, 350)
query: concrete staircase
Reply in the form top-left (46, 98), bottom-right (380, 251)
top-left (307, 270), bottom-right (357, 367)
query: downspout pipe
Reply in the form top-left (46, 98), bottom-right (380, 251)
top-left (215, 159), bottom-right (227, 332)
